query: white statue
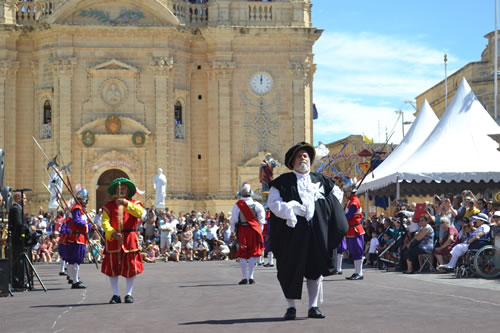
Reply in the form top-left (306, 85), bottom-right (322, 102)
top-left (48, 168), bottom-right (63, 212)
top-left (153, 168), bottom-right (167, 208)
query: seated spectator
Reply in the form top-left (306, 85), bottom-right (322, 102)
top-left (170, 235), bottom-right (182, 262)
top-left (404, 213), bottom-right (434, 274)
top-left (143, 243), bottom-right (156, 263)
top-left (437, 213), bottom-right (491, 272)
top-left (433, 217), bottom-right (458, 266)
top-left (194, 235), bottom-right (209, 261)
top-left (212, 239), bottom-right (230, 260)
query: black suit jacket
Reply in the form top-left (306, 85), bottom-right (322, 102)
top-left (8, 202), bottom-right (29, 249)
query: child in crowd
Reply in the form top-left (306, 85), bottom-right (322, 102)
top-left (367, 230), bottom-right (379, 267)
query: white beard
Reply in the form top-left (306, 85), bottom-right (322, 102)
top-left (295, 161), bottom-right (310, 174)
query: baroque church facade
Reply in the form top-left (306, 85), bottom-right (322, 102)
top-left (0, 0), bottom-right (321, 212)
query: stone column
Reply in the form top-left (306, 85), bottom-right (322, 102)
top-left (212, 61), bottom-right (235, 197)
top-left (52, 57), bottom-right (76, 168)
top-left (289, 58), bottom-right (314, 144)
top-left (150, 56), bottom-right (174, 179)
top-left (0, 60), bottom-right (18, 186)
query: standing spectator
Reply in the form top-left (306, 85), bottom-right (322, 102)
top-left (143, 209), bottom-right (156, 241)
top-left (180, 224), bottom-right (194, 261)
top-left (463, 197), bottom-right (480, 221)
top-left (452, 195), bottom-right (465, 231)
top-left (367, 230), bottom-right (379, 267)
top-left (159, 212), bottom-right (174, 256)
top-left (205, 219), bottom-right (219, 250)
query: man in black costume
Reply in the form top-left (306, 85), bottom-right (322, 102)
top-left (8, 191), bottom-right (31, 290)
top-left (268, 142), bottom-right (348, 320)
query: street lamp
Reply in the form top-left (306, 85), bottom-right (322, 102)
top-left (395, 110), bottom-right (413, 138)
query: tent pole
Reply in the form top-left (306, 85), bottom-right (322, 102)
top-left (366, 190), bottom-right (370, 218)
top-left (396, 180), bottom-right (400, 201)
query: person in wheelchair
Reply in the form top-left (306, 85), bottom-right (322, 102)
top-left (437, 213), bottom-right (490, 272)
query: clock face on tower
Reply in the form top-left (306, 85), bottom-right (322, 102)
top-left (249, 72), bottom-right (273, 95)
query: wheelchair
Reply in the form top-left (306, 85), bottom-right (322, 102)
top-left (455, 226), bottom-right (500, 279)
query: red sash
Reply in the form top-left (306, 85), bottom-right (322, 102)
top-left (236, 200), bottom-right (264, 243)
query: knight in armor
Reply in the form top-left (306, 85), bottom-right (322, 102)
top-left (229, 182), bottom-right (266, 285)
top-left (67, 188), bottom-right (91, 289)
top-left (343, 185), bottom-right (365, 280)
top-left (268, 142), bottom-right (348, 320)
top-left (101, 177), bottom-right (145, 304)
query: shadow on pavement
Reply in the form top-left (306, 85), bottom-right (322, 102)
top-left (179, 317), bottom-right (304, 325)
top-left (31, 302), bottom-right (109, 308)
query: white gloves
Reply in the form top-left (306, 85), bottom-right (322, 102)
top-left (286, 219), bottom-right (297, 228)
top-left (292, 204), bottom-right (307, 217)
top-left (289, 200), bottom-right (307, 217)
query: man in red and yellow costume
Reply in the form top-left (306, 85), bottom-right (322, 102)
top-left (101, 177), bottom-right (145, 304)
top-left (344, 185), bottom-right (365, 280)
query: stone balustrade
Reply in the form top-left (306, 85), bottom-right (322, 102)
top-left (14, 0), bottom-right (311, 28)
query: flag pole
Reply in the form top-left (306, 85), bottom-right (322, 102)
top-left (444, 54), bottom-right (448, 113)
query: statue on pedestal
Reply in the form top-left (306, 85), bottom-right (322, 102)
top-left (153, 168), bottom-right (167, 209)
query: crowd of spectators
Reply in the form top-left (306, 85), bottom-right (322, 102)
top-left (16, 206), bottom-right (240, 266)
top-left (2, 188), bottom-right (498, 280)
top-left (361, 190), bottom-right (500, 275)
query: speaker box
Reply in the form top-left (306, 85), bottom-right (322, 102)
top-left (0, 259), bottom-right (10, 297)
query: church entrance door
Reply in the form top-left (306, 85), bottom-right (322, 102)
top-left (96, 169), bottom-right (129, 211)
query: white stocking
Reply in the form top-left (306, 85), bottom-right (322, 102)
top-left (109, 276), bottom-right (119, 296)
top-left (60, 260), bottom-right (66, 273)
top-left (307, 278), bottom-right (322, 308)
top-left (73, 264), bottom-right (80, 283)
top-left (126, 276), bottom-right (136, 296)
top-left (337, 253), bottom-right (343, 272)
top-left (248, 257), bottom-right (257, 279)
top-left (67, 264), bottom-right (74, 281)
top-left (286, 298), bottom-right (296, 308)
top-left (268, 252), bottom-right (274, 265)
top-left (240, 259), bottom-right (248, 279)
top-left (354, 259), bottom-right (363, 276)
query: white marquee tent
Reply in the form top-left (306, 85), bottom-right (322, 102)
top-left (358, 99), bottom-right (439, 193)
top-left (358, 78), bottom-right (500, 197)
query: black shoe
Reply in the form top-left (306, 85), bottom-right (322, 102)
top-left (238, 279), bottom-right (248, 285)
top-left (124, 295), bottom-right (134, 303)
top-left (332, 270), bottom-right (343, 275)
top-left (59, 272), bottom-right (67, 276)
top-left (249, 278), bottom-right (255, 284)
top-left (263, 263), bottom-right (274, 267)
top-left (68, 279), bottom-right (73, 284)
top-left (71, 281), bottom-right (87, 289)
top-left (308, 307), bottom-right (326, 319)
top-left (345, 273), bottom-right (364, 280)
top-left (283, 307), bottom-right (296, 320)
top-left (109, 295), bottom-right (121, 304)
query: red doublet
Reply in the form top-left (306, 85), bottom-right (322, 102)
top-left (69, 204), bottom-right (88, 245)
top-left (235, 200), bottom-right (264, 259)
top-left (101, 199), bottom-right (143, 278)
top-left (345, 195), bottom-right (365, 238)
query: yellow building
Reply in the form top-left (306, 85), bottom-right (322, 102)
top-left (0, 0), bottom-right (321, 213)
top-left (416, 31), bottom-right (500, 119)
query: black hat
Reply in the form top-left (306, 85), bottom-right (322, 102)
top-left (284, 142), bottom-right (316, 170)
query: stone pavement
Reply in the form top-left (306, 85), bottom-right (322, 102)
top-left (1, 260), bottom-right (500, 333)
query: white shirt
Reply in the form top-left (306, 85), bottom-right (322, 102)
top-left (369, 237), bottom-right (380, 253)
top-left (268, 170), bottom-right (336, 227)
top-left (229, 196), bottom-right (266, 233)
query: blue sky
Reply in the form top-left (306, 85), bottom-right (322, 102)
top-left (311, 0), bottom-right (495, 145)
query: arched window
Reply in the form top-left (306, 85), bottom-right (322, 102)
top-left (174, 101), bottom-right (185, 140)
top-left (43, 100), bottom-right (51, 124)
top-left (41, 100), bottom-right (52, 139)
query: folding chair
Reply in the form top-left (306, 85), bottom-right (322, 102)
top-left (418, 253), bottom-right (435, 273)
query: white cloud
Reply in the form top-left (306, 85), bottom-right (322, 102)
top-left (312, 31), bottom-right (462, 145)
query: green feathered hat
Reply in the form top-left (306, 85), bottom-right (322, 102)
top-left (108, 177), bottom-right (136, 198)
